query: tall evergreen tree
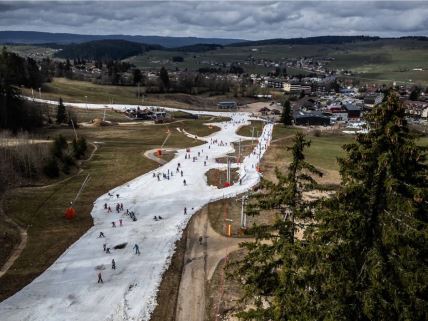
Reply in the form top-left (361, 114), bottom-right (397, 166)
top-left (56, 97), bottom-right (67, 124)
top-left (234, 93), bottom-right (427, 321)
top-left (233, 133), bottom-right (323, 320)
top-left (159, 66), bottom-right (170, 91)
top-left (281, 100), bottom-right (292, 126)
top-left (309, 93), bottom-right (428, 320)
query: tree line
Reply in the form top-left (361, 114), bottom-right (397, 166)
top-left (0, 47), bottom-right (48, 132)
top-left (233, 93), bottom-right (427, 320)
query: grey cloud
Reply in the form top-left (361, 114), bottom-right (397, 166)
top-left (0, 1), bottom-right (427, 39)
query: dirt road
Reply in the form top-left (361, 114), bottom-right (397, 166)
top-left (175, 207), bottom-right (250, 321)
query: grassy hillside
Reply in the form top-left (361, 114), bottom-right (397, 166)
top-left (128, 38), bottom-right (428, 85)
top-left (21, 78), bottom-right (249, 110)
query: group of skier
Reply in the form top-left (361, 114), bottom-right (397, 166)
top-left (95, 114), bottom-right (273, 285)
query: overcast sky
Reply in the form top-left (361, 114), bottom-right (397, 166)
top-left (1, 1), bottom-right (427, 40)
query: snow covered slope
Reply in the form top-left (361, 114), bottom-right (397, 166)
top-left (0, 102), bottom-right (273, 321)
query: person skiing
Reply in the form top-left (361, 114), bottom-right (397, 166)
top-left (133, 244), bottom-right (140, 255)
top-left (181, 170), bottom-right (183, 177)
top-left (104, 203), bottom-right (107, 210)
top-left (99, 232), bottom-right (105, 238)
top-left (183, 179), bottom-right (187, 186)
top-left (184, 207), bottom-right (187, 215)
top-left (106, 247), bottom-right (111, 254)
top-left (103, 243), bottom-right (107, 252)
top-left (112, 221), bottom-right (116, 228)
top-left (119, 219), bottom-right (123, 226)
top-left (112, 259), bottom-right (116, 270)
top-left (97, 272), bottom-right (103, 283)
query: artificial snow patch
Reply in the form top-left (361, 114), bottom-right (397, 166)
top-left (0, 100), bottom-right (273, 321)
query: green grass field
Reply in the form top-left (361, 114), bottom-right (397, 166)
top-left (22, 78), bottom-right (246, 111)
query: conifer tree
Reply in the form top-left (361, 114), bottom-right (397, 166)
top-left (281, 100), bottom-right (292, 126)
top-left (311, 93), bottom-right (428, 320)
top-left (233, 132), bottom-right (323, 320)
top-left (159, 66), bottom-right (170, 91)
top-left (56, 97), bottom-right (67, 124)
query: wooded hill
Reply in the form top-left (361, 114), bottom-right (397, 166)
top-left (54, 39), bottom-right (162, 61)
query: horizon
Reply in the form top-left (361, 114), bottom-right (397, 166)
top-left (1, 30), bottom-right (426, 43)
top-left (1, 1), bottom-right (427, 40)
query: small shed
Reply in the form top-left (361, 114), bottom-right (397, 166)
top-left (259, 107), bottom-right (271, 115)
top-left (217, 101), bottom-right (237, 109)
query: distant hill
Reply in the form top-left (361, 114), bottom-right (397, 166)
top-left (0, 31), bottom-right (245, 48)
top-left (55, 40), bottom-right (162, 60)
top-left (170, 43), bottom-right (224, 52)
top-left (228, 35), bottom-right (382, 47)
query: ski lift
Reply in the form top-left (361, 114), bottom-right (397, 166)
top-left (64, 174), bottom-right (90, 221)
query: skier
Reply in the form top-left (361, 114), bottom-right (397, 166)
top-left (183, 179), bottom-right (187, 186)
top-left (181, 170), bottom-right (183, 177)
top-left (104, 203), bottom-right (107, 210)
top-left (133, 244), bottom-right (140, 255)
top-left (112, 259), bottom-right (116, 270)
top-left (116, 194), bottom-right (120, 198)
top-left (112, 221), bottom-right (116, 228)
top-left (103, 243), bottom-right (107, 252)
top-left (97, 272), bottom-right (103, 284)
top-left (99, 232), bottom-right (105, 238)
top-left (204, 161), bottom-right (206, 166)
top-left (184, 207), bottom-right (187, 215)
top-left (119, 219), bottom-right (123, 226)
top-left (106, 248), bottom-right (111, 254)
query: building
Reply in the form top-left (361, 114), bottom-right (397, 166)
top-left (217, 101), bottom-right (237, 109)
top-left (364, 93), bottom-right (384, 108)
top-left (259, 107), bottom-right (271, 115)
top-left (294, 111), bottom-right (331, 126)
top-left (404, 100), bottom-right (428, 118)
top-left (343, 103), bottom-right (362, 119)
top-left (283, 82), bottom-right (312, 94)
top-left (266, 78), bottom-right (285, 89)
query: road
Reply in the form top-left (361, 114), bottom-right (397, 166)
top-left (175, 208), bottom-right (248, 321)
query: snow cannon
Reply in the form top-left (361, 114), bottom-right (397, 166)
top-left (65, 207), bottom-right (76, 220)
top-left (224, 181), bottom-right (231, 188)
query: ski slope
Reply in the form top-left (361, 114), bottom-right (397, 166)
top-left (0, 101), bottom-right (273, 321)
